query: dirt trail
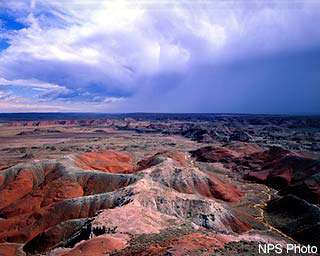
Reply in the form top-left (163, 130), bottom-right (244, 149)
top-left (253, 185), bottom-right (297, 243)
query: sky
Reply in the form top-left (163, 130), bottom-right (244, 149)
top-left (0, 0), bottom-right (319, 114)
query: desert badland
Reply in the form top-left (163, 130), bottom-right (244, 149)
top-left (0, 113), bottom-right (319, 256)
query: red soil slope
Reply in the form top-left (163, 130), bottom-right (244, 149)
top-left (73, 150), bottom-right (135, 173)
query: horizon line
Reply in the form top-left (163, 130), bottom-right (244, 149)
top-left (0, 111), bottom-right (320, 117)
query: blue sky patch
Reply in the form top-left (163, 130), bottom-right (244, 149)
top-left (0, 39), bottom-right (10, 51)
top-left (0, 11), bottom-right (26, 31)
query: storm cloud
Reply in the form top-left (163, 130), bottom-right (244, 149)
top-left (0, 0), bottom-right (319, 113)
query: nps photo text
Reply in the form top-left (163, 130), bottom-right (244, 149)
top-left (259, 244), bottom-right (318, 254)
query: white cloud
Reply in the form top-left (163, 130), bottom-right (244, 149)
top-left (0, 91), bottom-right (21, 101)
top-left (0, 90), bottom-right (125, 113)
top-left (0, 77), bottom-right (68, 91)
